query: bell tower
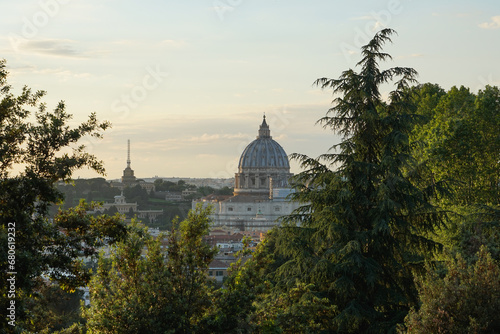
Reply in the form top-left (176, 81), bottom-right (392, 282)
top-left (121, 139), bottom-right (137, 185)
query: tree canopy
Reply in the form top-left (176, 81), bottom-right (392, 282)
top-left (84, 204), bottom-right (218, 334)
top-left (2, 27), bottom-right (499, 332)
top-left (0, 59), bottom-right (127, 332)
top-left (257, 28), bottom-right (449, 333)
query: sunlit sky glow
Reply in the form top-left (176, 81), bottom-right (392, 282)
top-left (1, 0), bottom-right (499, 179)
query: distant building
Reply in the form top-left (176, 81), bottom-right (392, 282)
top-left (95, 193), bottom-right (163, 223)
top-left (208, 259), bottom-right (229, 283)
top-left (136, 210), bottom-right (164, 222)
top-left (137, 181), bottom-right (155, 194)
top-left (121, 139), bottom-right (137, 185)
top-left (181, 189), bottom-right (197, 198)
top-left (98, 193), bottom-right (138, 214)
top-left (163, 191), bottom-right (183, 201)
top-left (194, 115), bottom-right (301, 232)
top-left (203, 233), bottom-right (244, 248)
top-left (111, 139), bottom-right (156, 194)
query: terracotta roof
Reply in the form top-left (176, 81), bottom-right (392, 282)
top-left (209, 259), bottom-right (229, 269)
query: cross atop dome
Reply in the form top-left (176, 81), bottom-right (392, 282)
top-left (258, 114), bottom-right (271, 139)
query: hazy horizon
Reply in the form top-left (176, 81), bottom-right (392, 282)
top-left (1, 1), bottom-right (499, 179)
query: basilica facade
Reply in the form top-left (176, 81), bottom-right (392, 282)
top-left (194, 116), bottom-right (301, 232)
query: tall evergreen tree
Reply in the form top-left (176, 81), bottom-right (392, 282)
top-left (268, 29), bottom-right (448, 333)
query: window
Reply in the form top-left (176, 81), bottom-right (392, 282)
top-left (208, 271), bottom-right (213, 276)
top-left (247, 207), bottom-right (252, 211)
top-left (228, 207), bottom-right (233, 212)
top-left (216, 271), bottom-right (224, 276)
top-left (274, 206), bottom-right (281, 212)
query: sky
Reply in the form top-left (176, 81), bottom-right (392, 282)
top-left (1, 0), bottom-right (499, 180)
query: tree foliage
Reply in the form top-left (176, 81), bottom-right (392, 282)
top-left (403, 246), bottom-right (500, 333)
top-left (25, 284), bottom-right (84, 332)
top-left (409, 83), bottom-right (500, 265)
top-left (410, 85), bottom-right (500, 207)
top-left (84, 204), bottom-right (218, 334)
top-left (261, 29), bottom-right (448, 333)
top-left (0, 59), bottom-right (127, 332)
top-left (199, 236), bottom-right (273, 333)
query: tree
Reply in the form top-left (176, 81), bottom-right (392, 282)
top-left (0, 59), bottom-right (127, 332)
top-left (124, 184), bottom-right (149, 207)
top-left (409, 84), bottom-right (500, 262)
top-left (84, 204), bottom-right (218, 334)
top-left (199, 236), bottom-right (272, 333)
top-left (264, 29), bottom-right (448, 333)
top-left (84, 222), bottom-right (173, 333)
top-left (408, 83), bottom-right (446, 120)
top-left (167, 204), bottom-right (219, 333)
top-left (25, 284), bottom-right (84, 332)
top-left (411, 84), bottom-right (499, 207)
top-left (403, 246), bottom-right (500, 333)
top-left (411, 86), bottom-right (479, 206)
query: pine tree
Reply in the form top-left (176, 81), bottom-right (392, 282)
top-left (269, 29), bottom-right (448, 333)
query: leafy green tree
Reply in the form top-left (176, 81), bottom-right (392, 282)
top-left (215, 186), bottom-right (233, 196)
top-left (167, 204), bottom-right (219, 333)
top-left (453, 205), bottom-right (500, 264)
top-left (412, 86), bottom-right (477, 206)
top-left (264, 29), bottom-right (448, 333)
top-left (253, 282), bottom-right (338, 333)
top-left (154, 178), bottom-right (177, 192)
top-left (473, 85), bottom-right (500, 204)
top-left (25, 284), bottom-right (84, 332)
top-left (411, 85), bottom-right (499, 207)
top-left (124, 184), bottom-right (149, 207)
top-left (104, 205), bottom-right (119, 216)
top-left (84, 204), bottom-right (218, 334)
top-left (403, 246), bottom-right (500, 333)
top-left (409, 84), bottom-right (500, 262)
top-left (197, 186), bottom-right (216, 196)
top-left (0, 59), bottom-right (127, 332)
top-left (84, 222), bottom-right (173, 333)
top-left (409, 83), bottom-right (446, 120)
top-left (199, 236), bottom-right (272, 333)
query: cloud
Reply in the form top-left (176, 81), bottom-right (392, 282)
top-left (479, 16), bottom-right (500, 29)
top-left (189, 133), bottom-right (249, 143)
top-left (9, 65), bottom-right (92, 81)
top-left (12, 38), bottom-right (86, 58)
